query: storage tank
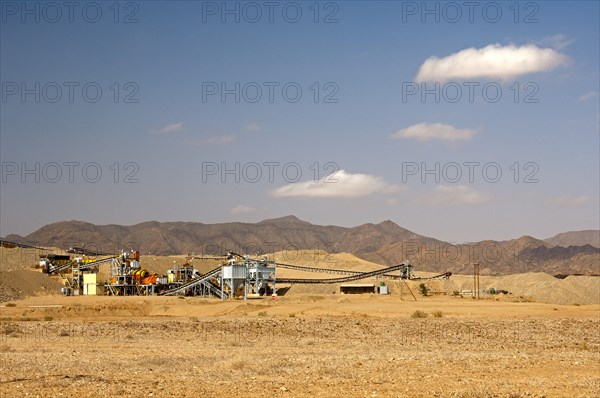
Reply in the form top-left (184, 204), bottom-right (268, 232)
top-left (222, 265), bottom-right (246, 279)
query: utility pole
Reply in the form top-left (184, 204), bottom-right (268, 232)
top-left (473, 262), bottom-right (480, 299)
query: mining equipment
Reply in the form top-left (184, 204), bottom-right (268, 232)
top-left (36, 248), bottom-right (451, 299)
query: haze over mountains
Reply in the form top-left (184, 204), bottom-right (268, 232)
top-left (3, 216), bottom-right (599, 276)
top-left (544, 230), bottom-right (600, 248)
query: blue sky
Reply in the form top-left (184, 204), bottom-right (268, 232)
top-left (1, 1), bottom-right (598, 242)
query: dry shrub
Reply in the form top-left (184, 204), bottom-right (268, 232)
top-left (411, 310), bottom-right (428, 319)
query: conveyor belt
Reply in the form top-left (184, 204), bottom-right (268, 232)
top-left (232, 252), bottom-right (390, 277)
top-left (277, 262), bottom-right (410, 284)
top-left (278, 268), bottom-right (451, 284)
top-left (67, 247), bottom-right (115, 256)
top-left (275, 262), bottom-right (363, 276)
top-left (411, 272), bottom-right (452, 281)
top-left (160, 266), bottom-right (224, 297)
top-left (48, 261), bottom-right (76, 274)
top-left (229, 252), bottom-right (451, 283)
top-left (48, 256), bottom-right (118, 274)
top-left (0, 239), bottom-right (48, 251)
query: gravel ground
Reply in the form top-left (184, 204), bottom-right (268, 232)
top-left (1, 296), bottom-right (598, 398)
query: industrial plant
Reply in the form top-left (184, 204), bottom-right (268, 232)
top-left (35, 247), bottom-right (451, 299)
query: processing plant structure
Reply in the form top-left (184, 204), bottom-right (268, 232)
top-left (33, 245), bottom-right (451, 300)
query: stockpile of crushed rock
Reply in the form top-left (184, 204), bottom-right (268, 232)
top-left (280, 272), bottom-right (600, 306)
top-left (443, 272), bottom-right (600, 305)
top-left (0, 270), bottom-right (64, 302)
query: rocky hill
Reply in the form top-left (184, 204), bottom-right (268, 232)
top-left (3, 216), bottom-right (599, 275)
top-left (544, 230), bottom-right (600, 248)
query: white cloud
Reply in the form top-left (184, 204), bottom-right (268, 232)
top-left (578, 91), bottom-right (598, 102)
top-left (415, 44), bottom-right (568, 82)
top-left (159, 122), bottom-right (183, 134)
top-left (547, 195), bottom-right (593, 206)
top-left (423, 185), bottom-right (491, 205)
top-left (536, 34), bottom-right (573, 51)
top-left (390, 122), bottom-right (477, 143)
top-left (230, 205), bottom-right (259, 215)
top-left (271, 170), bottom-right (400, 198)
top-left (207, 135), bottom-right (236, 144)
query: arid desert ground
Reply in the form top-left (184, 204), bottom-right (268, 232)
top-left (1, 247), bottom-right (599, 397)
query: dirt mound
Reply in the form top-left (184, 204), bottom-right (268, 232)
top-left (272, 252), bottom-right (600, 305)
top-left (0, 246), bottom-right (67, 302)
top-left (0, 270), bottom-right (64, 302)
top-left (139, 255), bottom-right (201, 274)
top-left (444, 272), bottom-right (600, 305)
top-left (1, 246), bottom-right (63, 272)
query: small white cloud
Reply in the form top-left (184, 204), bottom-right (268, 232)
top-left (390, 123), bottom-right (477, 143)
top-left (578, 91), bottom-right (598, 102)
top-left (244, 123), bottom-right (262, 132)
top-left (423, 185), bottom-right (491, 205)
top-left (271, 170), bottom-right (400, 198)
top-left (415, 44), bottom-right (568, 82)
top-left (207, 135), bottom-right (236, 144)
top-left (547, 195), bottom-right (593, 206)
top-left (230, 205), bottom-right (259, 215)
top-left (159, 122), bottom-right (183, 134)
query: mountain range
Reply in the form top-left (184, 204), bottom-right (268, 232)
top-left (3, 216), bottom-right (599, 275)
top-left (544, 230), bottom-right (600, 248)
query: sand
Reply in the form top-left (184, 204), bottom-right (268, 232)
top-left (1, 295), bottom-right (599, 397)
